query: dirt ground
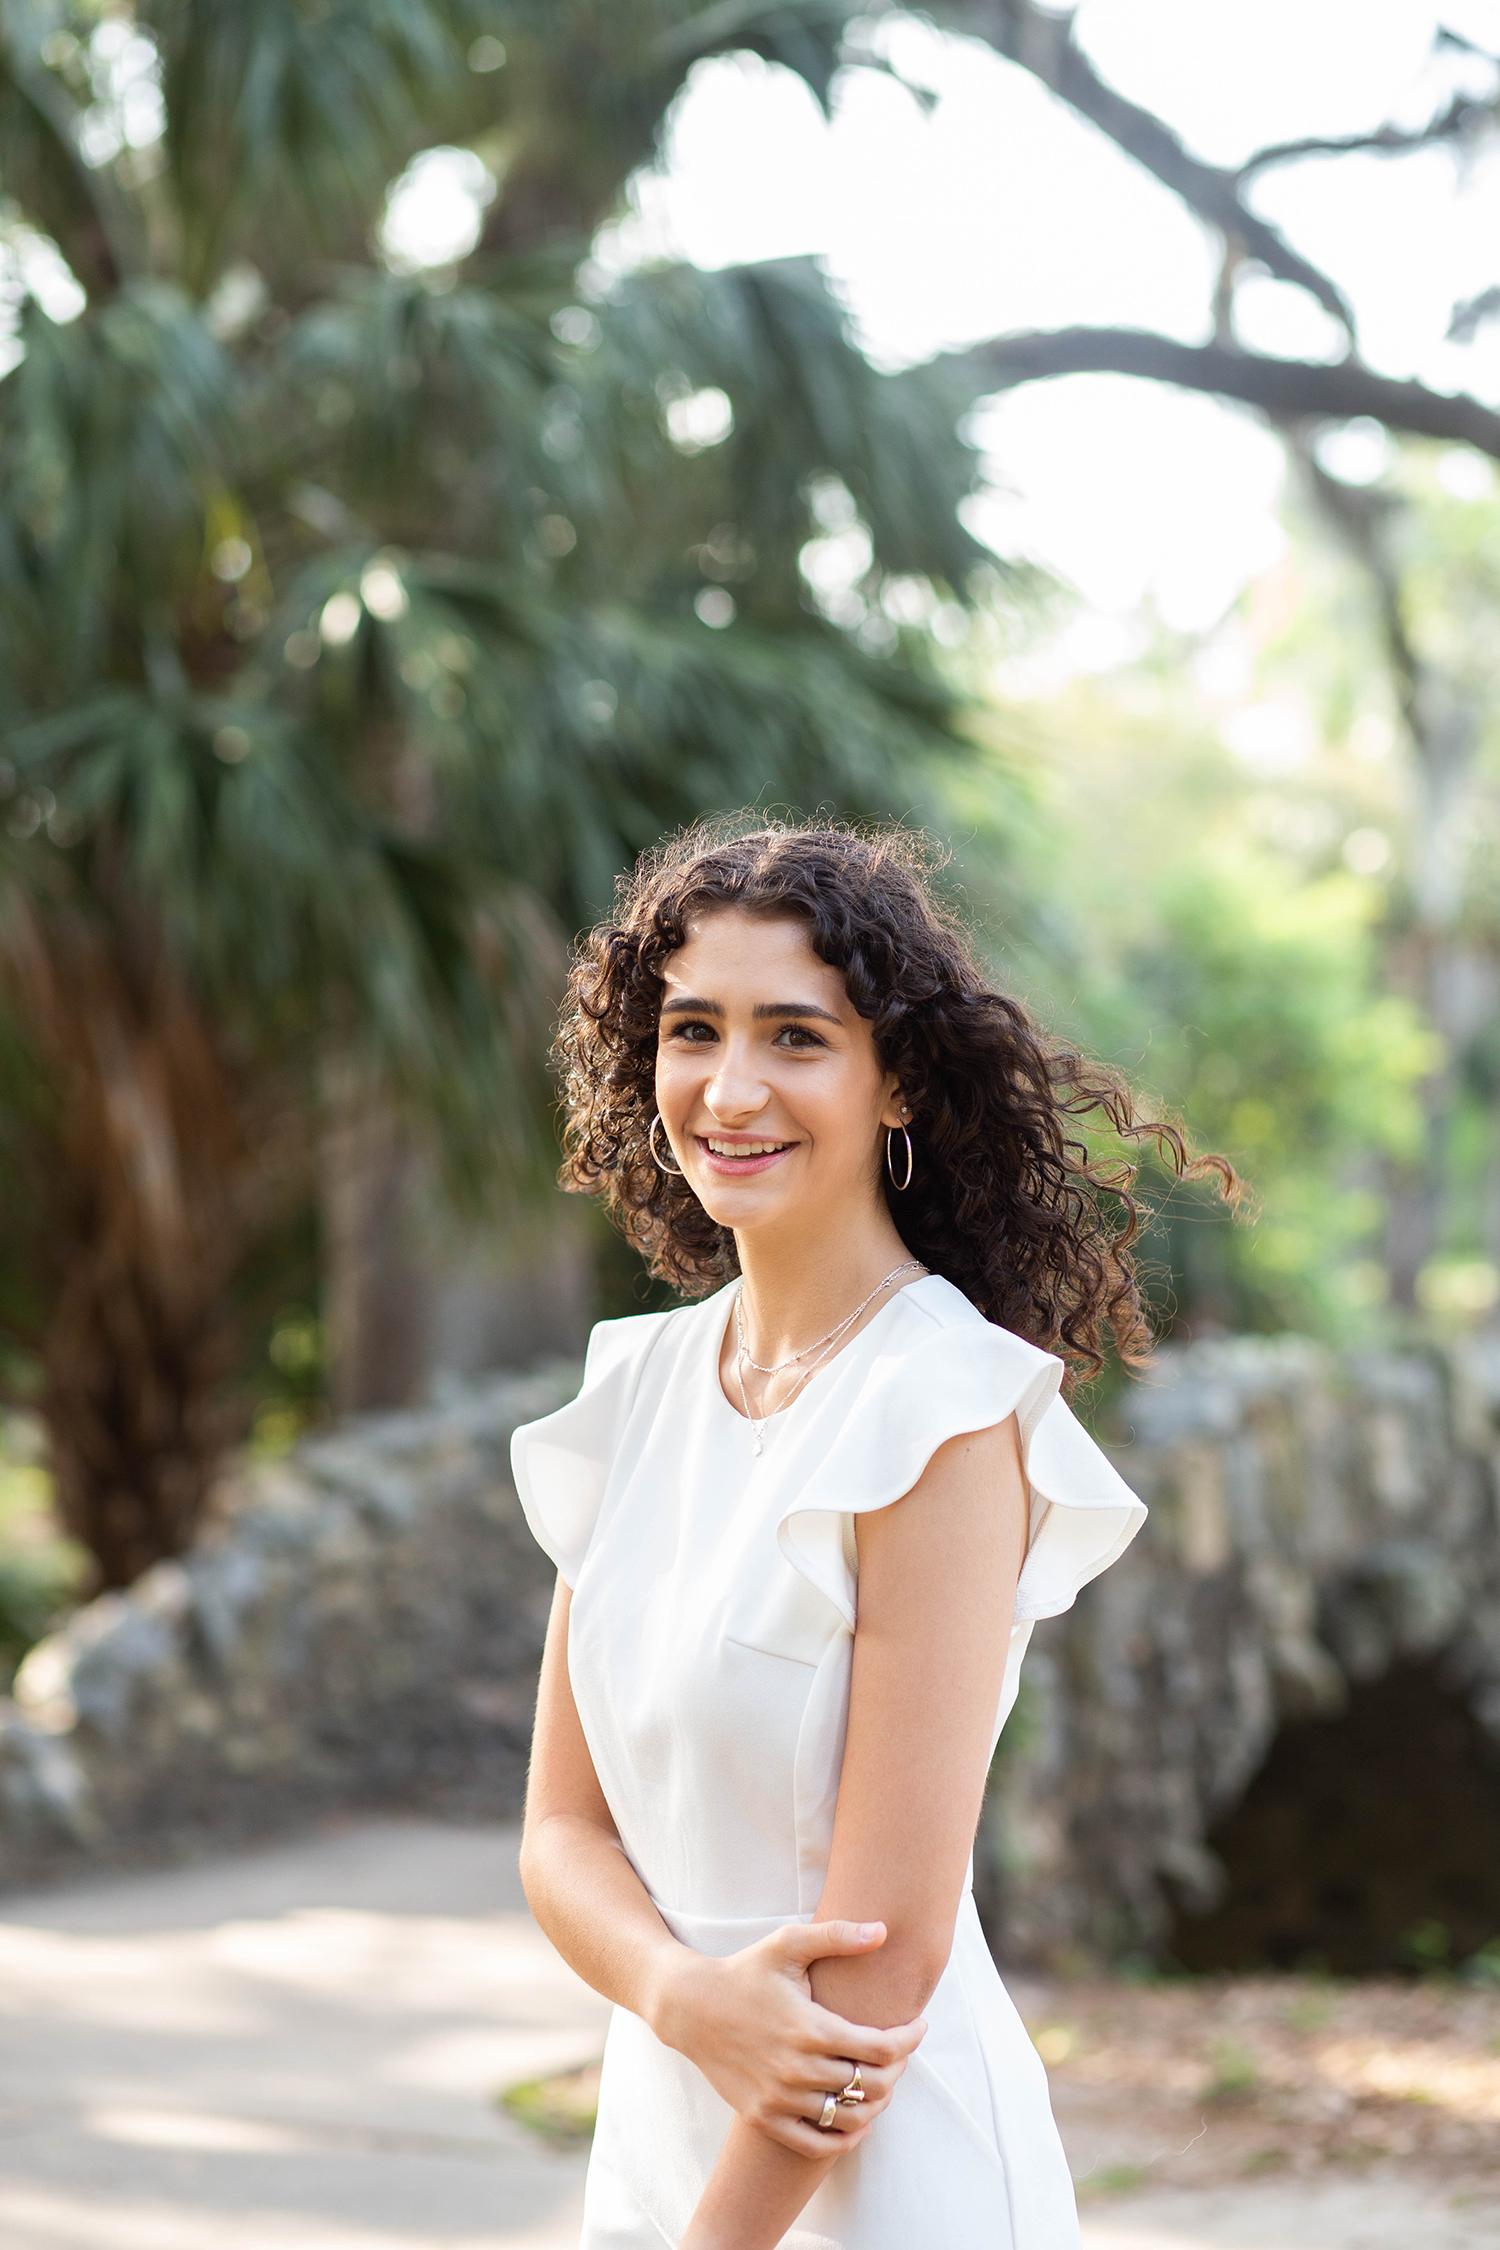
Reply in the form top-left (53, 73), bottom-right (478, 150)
top-left (1011, 1969), bottom-right (1500, 2205)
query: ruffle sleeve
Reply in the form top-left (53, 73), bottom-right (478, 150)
top-left (774, 1308), bottom-right (1145, 1631)
top-left (509, 1313), bottom-right (662, 1586)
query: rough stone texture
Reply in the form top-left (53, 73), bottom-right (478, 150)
top-left (0, 1369), bottom-right (574, 1886)
top-left (982, 1332), bottom-right (1500, 1965)
top-left (6, 1336), bottom-right (1500, 1961)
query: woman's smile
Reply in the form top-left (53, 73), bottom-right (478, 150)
top-left (698, 1134), bottom-right (799, 1175)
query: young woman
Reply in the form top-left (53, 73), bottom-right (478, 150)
top-left (512, 824), bottom-right (1228, 2249)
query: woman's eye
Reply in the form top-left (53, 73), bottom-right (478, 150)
top-left (662, 1019), bottom-right (824, 1048)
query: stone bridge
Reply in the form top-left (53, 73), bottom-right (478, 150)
top-left (4, 1336), bottom-right (1499, 1970)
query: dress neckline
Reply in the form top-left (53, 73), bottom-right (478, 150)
top-left (709, 1271), bottom-right (936, 1437)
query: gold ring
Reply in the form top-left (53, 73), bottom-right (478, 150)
top-left (817, 2092), bottom-right (839, 2130)
top-left (837, 2063), bottom-right (865, 2107)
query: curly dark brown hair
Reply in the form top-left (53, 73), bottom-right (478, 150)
top-left (556, 820), bottom-right (1237, 1381)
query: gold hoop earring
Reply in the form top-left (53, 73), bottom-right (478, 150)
top-left (886, 1123), bottom-right (913, 1192)
top-left (649, 1113), bottom-right (684, 1175)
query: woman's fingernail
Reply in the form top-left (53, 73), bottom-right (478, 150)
top-left (859, 1922), bottom-right (880, 1939)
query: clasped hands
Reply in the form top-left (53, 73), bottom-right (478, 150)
top-left (649, 1918), bottom-right (927, 2158)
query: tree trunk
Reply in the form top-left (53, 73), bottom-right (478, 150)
top-left (1291, 450), bottom-right (1485, 1308)
top-left (43, 1243), bottom-right (241, 1591)
top-left (318, 1084), bottom-right (596, 1415)
top-left (3, 906), bottom-right (271, 1589)
top-left (319, 1092), bottom-right (433, 1416)
top-left (422, 1191), bottom-right (597, 1378)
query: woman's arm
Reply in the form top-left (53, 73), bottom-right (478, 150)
top-left (680, 1414), bottom-right (1028, 2250)
top-left (518, 1573), bottom-right (687, 2022)
top-left (519, 1577), bottom-right (926, 2136)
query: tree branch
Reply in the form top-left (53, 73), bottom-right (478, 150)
top-left (1438, 25), bottom-right (1500, 67)
top-left (949, 327), bottom-right (1500, 460)
top-left (1450, 284), bottom-right (1500, 343)
top-left (1285, 432), bottom-right (1481, 945)
top-left (1289, 441), bottom-right (1418, 703)
top-left (933, 0), bottom-right (1357, 336)
top-left (1237, 89), bottom-right (1499, 181)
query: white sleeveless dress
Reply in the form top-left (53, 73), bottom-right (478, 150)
top-left (511, 1273), bottom-right (1144, 2249)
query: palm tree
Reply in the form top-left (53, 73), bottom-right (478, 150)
top-left (0, 2), bottom-right (995, 1587)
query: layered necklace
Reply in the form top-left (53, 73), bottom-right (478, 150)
top-left (734, 1260), bottom-right (924, 1455)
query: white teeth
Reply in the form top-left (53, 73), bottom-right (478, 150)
top-left (704, 1138), bottom-right (787, 1157)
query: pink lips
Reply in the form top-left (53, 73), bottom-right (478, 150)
top-left (696, 1138), bottom-right (795, 1177)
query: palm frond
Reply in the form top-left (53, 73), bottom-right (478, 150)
top-left (0, 287), bottom-right (235, 691)
top-left (593, 257), bottom-right (991, 600)
top-left (248, 547), bottom-right (957, 926)
top-left (272, 265), bottom-right (562, 541)
top-left (146, 0), bottom-right (487, 289)
top-left (651, 0), bottom-right (851, 113)
top-left (0, 10), bottom-right (140, 292)
top-left (3, 682), bottom-right (560, 1187)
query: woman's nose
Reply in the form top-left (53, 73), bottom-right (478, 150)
top-left (704, 1039), bottom-right (768, 1121)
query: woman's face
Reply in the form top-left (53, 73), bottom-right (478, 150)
top-left (654, 907), bottom-right (906, 1239)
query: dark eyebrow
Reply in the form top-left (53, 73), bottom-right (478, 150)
top-left (752, 1001), bottom-right (842, 1025)
top-left (659, 995), bottom-right (843, 1026)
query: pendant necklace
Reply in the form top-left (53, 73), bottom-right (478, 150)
top-left (734, 1260), bottom-right (924, 1455)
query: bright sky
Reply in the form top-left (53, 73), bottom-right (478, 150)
top-left (609, 0), bottom-right (1500, 632)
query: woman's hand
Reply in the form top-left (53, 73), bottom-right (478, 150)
top-left (650, 1919), bottom-right (926, 2156)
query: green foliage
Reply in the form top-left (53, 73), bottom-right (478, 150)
top-left (0, 10), bottom-right (992, 990)
top-left (498, 2059), bottom-right (600, 2145)
top-left (1400, 1918), bottom-right (1453, 1973)
top-left (1219, 453), bottom-right (1500, 1315)
top-left (1113, 854), bottom-right (1435, 1332)
top-left (993, 644), bottom-right (1436, 1340)
top-left (1206, 2037), bottom-right (1260, 2101)
top-left (0, 1541), bottom-right (80, 1685)
top-left (0, 0), bottom-right (1004, 1573)
top-left (1461, 1937), bottom-right (1500, 1988)
top-left (1081, 2163), bottom-right (1147, 2197)
top-left (0, 1421), bottom-right (86, 1684)
top-left (150, 0), bottom-right (487, 292)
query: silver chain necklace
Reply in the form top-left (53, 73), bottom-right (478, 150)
top-left (736, 1260), bottom-right (925, 1374)
top-left (734, 1260), bottom-right (924, 1455)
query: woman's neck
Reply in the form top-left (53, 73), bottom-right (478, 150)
top-left (732, 1206), bottom-right (918, 1364)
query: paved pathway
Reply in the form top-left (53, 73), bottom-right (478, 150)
top-left (0, 1818), bottom-right (1493, 2249)
top-left (0, 1819), bottom-right (600, 2248)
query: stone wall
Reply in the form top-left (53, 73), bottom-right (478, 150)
top-left (982, 1333), bottom-right (1500, 1964)
top-left (4, 1335), bottom-right (1499, 1962)
top-left (0, 1369), bottom-right (572, 1885)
